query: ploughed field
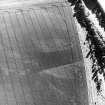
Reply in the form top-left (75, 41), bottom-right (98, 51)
top-left (0, 1), bottom-right (89, 105)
